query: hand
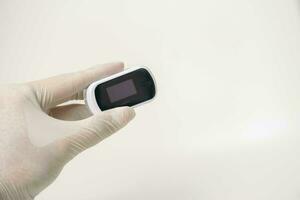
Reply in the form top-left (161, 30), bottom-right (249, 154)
top-left (0, 62), bottom-right (135, 200)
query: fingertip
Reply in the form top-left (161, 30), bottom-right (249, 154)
top-left (100, 61), bottom-right (124, 72)
top-left (121, 106), bottom-right (136, 121)
top-left (112, 61), bottom-right (125, 69)
top-left (86, 62), bottom-right (124, 80)
top-left (105, 106), bottom-right (136, 125)
top-left (116, 106), bottom-right (136, 121)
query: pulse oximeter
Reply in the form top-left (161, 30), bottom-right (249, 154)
top-left (85, 67), bottom-right (156, 113)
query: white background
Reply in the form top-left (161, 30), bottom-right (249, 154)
top-left (1, 0), bottom-right (300, 199)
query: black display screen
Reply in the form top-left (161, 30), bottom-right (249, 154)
top-left (106, 79), bottom-right (137, 103)
top-left (94, 68), bottom-right (155, 111)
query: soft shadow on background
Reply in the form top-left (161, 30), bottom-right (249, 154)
top-left (1, 0), bottom-right (300, 200)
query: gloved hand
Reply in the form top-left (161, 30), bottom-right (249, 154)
top-left (0, 62), bottom-right (135, 200)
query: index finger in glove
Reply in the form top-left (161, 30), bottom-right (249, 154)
top-left (28, 62), bottom-right (124, 109)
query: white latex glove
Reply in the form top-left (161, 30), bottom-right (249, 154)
top-left (0, 62), bottom-right (136, 200)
